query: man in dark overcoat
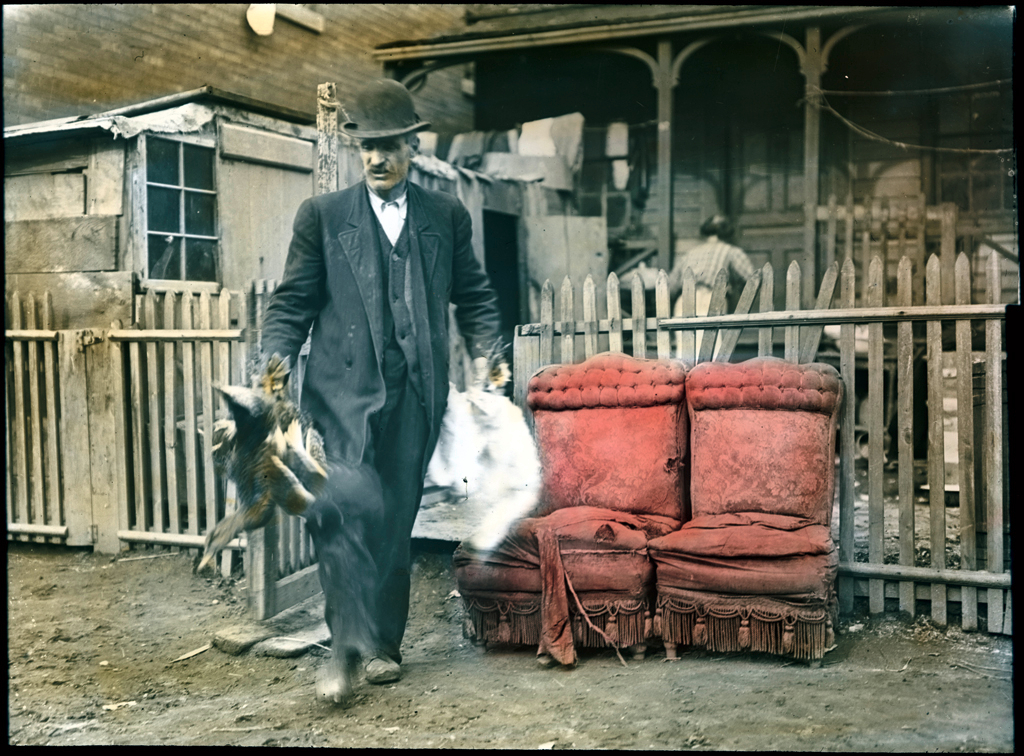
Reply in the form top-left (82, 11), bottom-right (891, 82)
top-left (260, 79), bottom-right (502, 704)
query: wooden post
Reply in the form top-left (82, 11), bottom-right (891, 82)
top-left (317, 83), bottom-right (340, 196)
top-left (96, 321), bottom-right (130, 554)
top-left (655, 38), bottom-right (674, 274)
top-left (802, 26), bottom-right (822, 309)
top-left (58, 331), bottom-right (94, 546)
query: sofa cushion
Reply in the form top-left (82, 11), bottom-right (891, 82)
top-left (650, 546), bottom-right (839, 598)
top-left (454, 506), bottom-right (679, 595)
top-left (528, 353), bottom-right (688, 520)
top-left (648, 513), bottom-right (834, 558)
top-left (686, 356), bottom-right (842, 414)
top-left (528, 352), bottom-right (686, 411)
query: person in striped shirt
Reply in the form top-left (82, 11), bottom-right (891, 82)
top-left (668, 214), bottom-right (755, 359)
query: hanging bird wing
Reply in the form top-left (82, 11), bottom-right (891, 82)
top-left (198, 353), bottom-right (328, 572)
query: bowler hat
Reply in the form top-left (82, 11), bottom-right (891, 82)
top-left (340, 79), bottom-right (430, 139)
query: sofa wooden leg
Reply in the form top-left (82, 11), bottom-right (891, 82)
top-left (628, 644), bottom-right (646, 661)
top-left (664, 642), bottom-right (678, 660)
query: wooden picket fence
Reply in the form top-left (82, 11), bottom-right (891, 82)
top-left (5, 250), bottom-right (1013, 632)
top-left (513, 251), bottom-right (1010, 634)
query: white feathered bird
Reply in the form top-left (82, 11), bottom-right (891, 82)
top-left (425, 346), bottom-right (542, 552)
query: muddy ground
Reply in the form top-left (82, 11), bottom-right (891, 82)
top-left (7, 532), bottom-right (1013, 750)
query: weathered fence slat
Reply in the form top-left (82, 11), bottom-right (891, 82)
top-left (162, 293), bottom-right (180, 536)
top-left (716, 269), bottom-right (761, 363)
top-left (559, 277), bottom-right (575, 364)
top-left (837, 258), bottom-right (857, 614)
top-left (798, 261), bottom-right (838, 363)
top-left (181, 295), bottom-right (200, 535)
top-left (217, 291), bottom-right (236, 576)
top-left (896, 257), bottom-right (916, 617)
top-left (583, 275), bottom-right (598, 359)
top-left (606, 272), bottom-right (623, 354)
top-left (539, 279), bottom-right (554, 366)
top-left (825, 193), bottom-right (838, 274)
top-left (984, 252), bottom-right (1005, 634)
top-left (677, 267), bottom-right (696, 363)
top-left (41, 294), bottom-right (61, 528)
top-left (696, 268), bottom-right (728, 364)
top-left (631, 269), bottom-right (646, 359)
top-left (757, 263), bottom-right (773, 358)
top-left (867, 256), bottom-right (885, 615)
top-left (10, 293), bottom-right (30, 538)
top-left (129, 299), bottom-right (147, 532)
top-left (954, 253), bottom-right (978, 631)
top-left (925, 254), bottom-right (947, 626)
top-left (784, 261), bottom-right (800, 362)
top-left (199, 292), bottom-right (218, 538)
top-left (655, 270), bottom-right (671, 359)
top-left (145, 291), bottom-right (165, 535)
top-left (26, 294), bottom-right (46, 538)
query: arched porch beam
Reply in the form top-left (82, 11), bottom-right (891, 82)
top-left (821, 25), bottom-right (867, 72)
top-left (591, 37), bottom-right (719, 272)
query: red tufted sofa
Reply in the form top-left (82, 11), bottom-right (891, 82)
top-left (453, 352), bottom-right (688, 665)
top-left (454, 352), bottom-right (843, 664)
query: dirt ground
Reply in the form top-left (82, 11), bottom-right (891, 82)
top-left (7, 534), bottom-right (1013, 751)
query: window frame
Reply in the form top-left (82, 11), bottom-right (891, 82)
top-left (935, 89), bottom-right (1014, 216)
top-left (135, 132), bottom-right (222, 291)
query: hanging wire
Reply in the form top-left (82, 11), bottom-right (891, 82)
top-left (809, 91), bottom-right (1015, 156)
top-left (817, 78), bottom-right (1012, 97)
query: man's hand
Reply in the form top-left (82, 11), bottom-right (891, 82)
top-left (472, 356), bottom-right (511, 391)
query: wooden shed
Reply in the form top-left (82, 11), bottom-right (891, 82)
top-left (5, 87), bottom-right (321, 329)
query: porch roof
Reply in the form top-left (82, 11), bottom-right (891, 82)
top-left (4, 86), bottom-right (314, 144)
top-left (372, 5), bottom-right (896, 62)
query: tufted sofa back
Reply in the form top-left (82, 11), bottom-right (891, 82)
top-left (685, 357), bottom-right (843, 525)
top-left (527, 352), bottom-right (688, 520)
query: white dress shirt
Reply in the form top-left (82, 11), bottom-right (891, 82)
top-left (367, 186), bottom-right (408, 246)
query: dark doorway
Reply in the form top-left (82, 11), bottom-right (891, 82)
top-left (483, 210), bottom-right (520, 366)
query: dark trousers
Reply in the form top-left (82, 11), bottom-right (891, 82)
top-left (305, 373), bottom-right (429, 666)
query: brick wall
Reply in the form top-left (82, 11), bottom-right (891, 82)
top-left (3, 4), bottom-right (472, 136)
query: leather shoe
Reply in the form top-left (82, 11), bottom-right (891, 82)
top-left (364, 655), bottom-right (401, 684)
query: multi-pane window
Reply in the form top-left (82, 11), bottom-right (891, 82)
top-left (937, 90), bottom-right (1014, 214)
top-left (146, 137), bottom-right (218, 282)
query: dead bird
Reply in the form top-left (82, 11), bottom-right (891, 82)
top-left (198, 354), bottom-right (328, 571)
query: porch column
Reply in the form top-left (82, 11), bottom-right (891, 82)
top-left (654, 39), bottom-right (674, 273)
top-left (802, 26), bottom-right (822, 309)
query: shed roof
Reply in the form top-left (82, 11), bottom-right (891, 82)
top-left (373, 5), bottom-right (897, 61)
top-left (4, 87), bottom-right (315, 143)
